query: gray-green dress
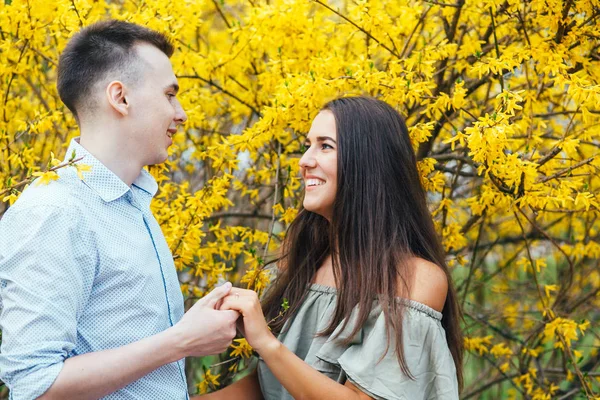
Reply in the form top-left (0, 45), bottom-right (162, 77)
top-left (257, 283), bottom-right (459, 400)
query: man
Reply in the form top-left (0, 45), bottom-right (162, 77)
top-left (0, 20), bottom-right (238, 399)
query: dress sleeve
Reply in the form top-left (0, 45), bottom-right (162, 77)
top-left (0, 205), bottom-right (96, 400)
top-left (314, 302), bottom-right (459, 400)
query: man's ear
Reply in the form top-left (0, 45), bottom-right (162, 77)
top-left (106, 81), bottom-right (129, 116)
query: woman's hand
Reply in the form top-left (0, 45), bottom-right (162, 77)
top-left (219, 288), bottom-right (280, 355)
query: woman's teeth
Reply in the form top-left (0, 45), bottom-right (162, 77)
top-left (306, 179), bottom-right (325, 187)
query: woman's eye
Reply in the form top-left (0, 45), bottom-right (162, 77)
top-left (322, 143), bottom-right (333, 150)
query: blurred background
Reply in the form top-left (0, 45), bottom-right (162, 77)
top-left (1, 0), bottom-right (599, 398)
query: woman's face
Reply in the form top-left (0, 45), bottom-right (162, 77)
top-left (299, 110), bottom-right (338, 220)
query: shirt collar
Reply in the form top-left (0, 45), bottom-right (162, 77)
top-left (64, 138), bottom-right (158, 202)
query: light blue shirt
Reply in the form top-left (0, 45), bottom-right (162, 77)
top-left (0, 139), bottom-right (188, 399)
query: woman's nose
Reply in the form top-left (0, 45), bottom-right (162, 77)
top-left (299, 148), bottom-right (317, 169)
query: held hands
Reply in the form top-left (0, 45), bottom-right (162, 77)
top-left (219, 288), bottom-right (280, 355)
top-left (171, 282), bottom-right (239, 358)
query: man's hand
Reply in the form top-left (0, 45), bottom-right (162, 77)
top-left (219, 288), bottom-right (278, 355)
top-left (172, 282), bottom-right (240, 357)
top-left (37, 283), bottom-right (240, 400)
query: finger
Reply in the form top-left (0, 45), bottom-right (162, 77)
top-left (219, 297), bottom-right (238, 312)
top-left (229, 288), bottom-right (255, 297)
top-left (236, 319), bottom-right (246, 337)
top-left (201, 282), bottom-right (232, 308)
top-left (220, 297), bottom-right (249, 314)
top-left (227, 289), bottom-right (259, 305)
top-left (220, 310), bottom-right (240, 322)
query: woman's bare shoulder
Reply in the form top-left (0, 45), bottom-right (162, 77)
top-left (404, 257), bottom-right (448, 313)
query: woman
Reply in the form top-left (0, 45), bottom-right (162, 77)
top-left (202, 96), bottom-right (462, 400)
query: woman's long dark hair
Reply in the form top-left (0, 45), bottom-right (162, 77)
top-left (262, 96), bottom-right (463, 389)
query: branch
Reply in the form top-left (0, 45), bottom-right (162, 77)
top-left (518, 208), bottom-right (575, 306)
top-left (462, 372), bottom-right (521, 399)
top-left (536, 146), bottom-right (562, 167)
top-left (489, 7), bottom-right (504, 91)
top-left (416, 77), bottom-right (489, 160)
top-left (538, 157), bottom-right (594, 183)
top-left (0, 156), bottom-right (85, 198)
top-left (263, 142), bottom-right (282, 260)
top-left (488, 171), bottom-right (514, 195)
top-left (204, 212), bottom-right (273, 222)
top-left (554, 0), bottom-right (575, 44)
top-left (70, 0), bottom-right (84, 27)
top-left (431, 153), bottom-right (477, 166)
top-left (178, 75), bottom-right (262, 117)
top-left (425, 0), bottom-right (461, 7)
top-left (211, 0), bottom-right (231, 29)
top-left (400, 5), bottom-right (431, 58)
top-left (460, 211), bottom-right (486, 306)
top-left (311, 0), bottom-right (401, 59)
top-left (534, 109), bottom-right (600, 117)
top-left (464, 310), bottom-right (524, 344)
top-left (514, 210), bottom-right (548, 310)
top-left (433, 164), bottom-right (477, 177)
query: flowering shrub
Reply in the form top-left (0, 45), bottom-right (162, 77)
top-left (1, 0), bottom-right (599, 397)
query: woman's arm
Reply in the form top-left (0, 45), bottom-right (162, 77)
top-left (220, 289), bottom-right (373, 400)
top-left (260, 338), bottom-right (373, 399)
top-left (191, 370), bottom-right (263, 400)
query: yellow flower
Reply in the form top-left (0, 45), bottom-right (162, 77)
top-left (230, 338), bottom-right (253, 359)
top-left (2, 0), bottom-right (599, 394)
top-left (197, 369), bottom-right (220, 394)
top-left (464, 335), bottom-right (493, 356)
top-left (543, 318), bottom-right (582, 349)
top-left (490, 343), bottom-right (513, 358)
top-left (74, 163), bottom-right (92, 181)
top-left (32, 171), bottom-right (59, 186)
top-left (544, 285), bottom-right (559, 298)
top-left (2, 192), bottom-right (19, 205)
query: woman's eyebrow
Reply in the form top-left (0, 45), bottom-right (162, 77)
top-left (316, 136), bottom-right (336, 143)
top-left (305, 136), bottom-right (337, 143)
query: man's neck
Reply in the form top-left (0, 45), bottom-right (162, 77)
top-left (78, 133), bottom-right (142, 187)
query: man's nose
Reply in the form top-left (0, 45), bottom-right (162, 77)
top-left (174, 100), bottom-right (187, 125)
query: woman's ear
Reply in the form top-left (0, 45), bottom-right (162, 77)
top-left (106, 80), bottom-right (129, 116)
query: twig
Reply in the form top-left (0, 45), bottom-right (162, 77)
top-left (178, 74), bottom-right (262, 117)
top-left (0, 156), bottom-right (84, 198)
top-left (400, 6), bottom-right (431, 58)
top-left (462, 372), bottom-right (521, 399)
top-left (518, 208), bottom-right (575, 306)
top-left (211, 0), bottom-right (231, 29)
top-left (263, 142), bottom-right (282, 261)
top-left (425, 0), bottom-right (461, 7)
top-left (536, 146), bottom-right (562, 167)
top-left (311, 0), bottom-right (401, 58)
top-left (489, 7), bottom-right (504, 91)
top-left (434, 164), bottom-right (477, 177)
top-left (461, 211), bottom-right (486, 307)
top-left (70, 0), bottom-right (84, 27)
top-left (538, 157), bottom-right (594, 183)
top-left (513, 210), bottom-right (548, 310)
top-left (204, 212), bottom-right (273, 222)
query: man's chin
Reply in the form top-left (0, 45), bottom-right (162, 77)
top-left (147, 154), bottom-right (169, 167)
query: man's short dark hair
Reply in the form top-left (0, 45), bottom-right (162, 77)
top-left (57, 19), bottom-right (174, 117)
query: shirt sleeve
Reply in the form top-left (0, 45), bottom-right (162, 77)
top-left (0, 205), bottom-right (96, 400)
top-left (314, 304), bottom-right (460, 400)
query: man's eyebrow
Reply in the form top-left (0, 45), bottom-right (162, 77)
top-left (305, 136), bottom-right (337, 143)
top-left (164, 83), bottom-right (179, 93)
